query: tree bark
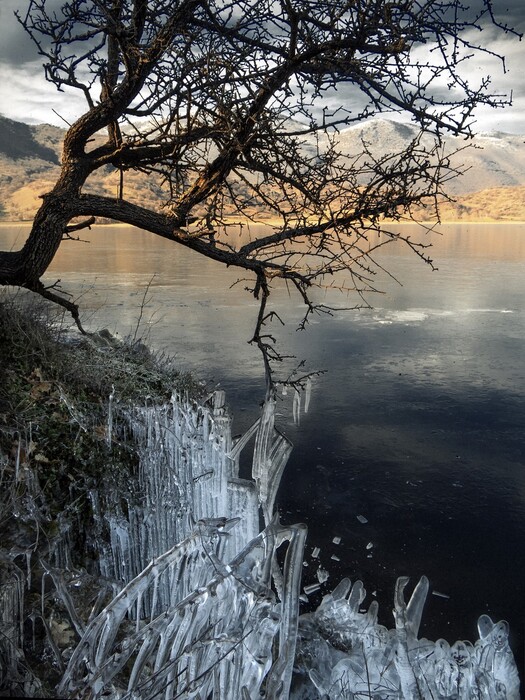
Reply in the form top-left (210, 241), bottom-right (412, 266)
top-left (20, 200), bottom-right (73, 283)
top-left (0, 156), bottom-right (93, 336)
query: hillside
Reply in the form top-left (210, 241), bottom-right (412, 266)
top-left (1, 114), bottom-right (525, 222)
top-left (0, 115), bottom-right (169, 221)
top-left (329, 120), bottom-right (525, 197)
top-left (419, 185), bottom-right (525, 222)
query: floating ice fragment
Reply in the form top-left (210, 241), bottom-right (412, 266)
top-left (432, 590), bottom-right (450, 599)
top-left (330, 555), bottom-right (340, 562)
top-left (316, 568), bottom-right (329, 584)
top-left (311, 547), bottom-right (320, 559)
top-left (332, 536), bottom-right (341, 545)
top-left (356, 514), bottom-right (368, 524)
top-left (304, 583), bottom-right (321, 595)
top-left (366, 542), bottom-right (374, 550)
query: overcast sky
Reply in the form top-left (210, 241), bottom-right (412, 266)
top-left (0, 0), bottom-right (523, 134)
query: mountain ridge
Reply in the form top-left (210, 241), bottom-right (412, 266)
top-left (1, 114), bottom-right (524, 222)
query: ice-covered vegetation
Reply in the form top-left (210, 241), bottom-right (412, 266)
top-left (0, 299), bottom-right (520, 698)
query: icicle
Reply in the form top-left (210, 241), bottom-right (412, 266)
top-left (348, 580), bottom-right (365, 612)
top-left (107, 384), bottom-right (115, 447)
top-left (41, 571), bottom-right (46, 620)
top-left (405, 575), bottom-right (429, 639)
top-left (136, 590), bottom-right (142, 632)
top-left (25, 550), bottom-right (31, 590)
top-left (15, 433), bottom-right (21, 483)
top-left (292, 388), bottom-right (301, 425)
top-left (0, 563), bottom-right (25, 683)
top-left (304, 377), bottom-right (312, 413)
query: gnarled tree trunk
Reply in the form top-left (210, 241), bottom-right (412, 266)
top-left (0, 160), bottom-right (95, 326)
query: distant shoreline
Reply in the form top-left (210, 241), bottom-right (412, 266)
top-left (2, 218), bottom-right (525, 229)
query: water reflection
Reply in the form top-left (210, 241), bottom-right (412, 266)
top-left (1, 222), bottom-right (525, 665)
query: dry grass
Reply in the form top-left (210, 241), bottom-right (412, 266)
top-left (0, 292), bottom-right (203, 554)
top-left (0, 294), bottom-right (207, 695)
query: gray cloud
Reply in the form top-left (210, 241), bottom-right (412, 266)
top-left (492, 0), bottom-right (525, 27)
top-left (0, 60), bottom-right (87, 125)
top-left (0, 0), bottom-right (523, 131)
top-left (0, 0), bottom-right (38, 65)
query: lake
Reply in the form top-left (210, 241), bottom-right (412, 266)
top-left (2, 221), bottom-right (525, 670)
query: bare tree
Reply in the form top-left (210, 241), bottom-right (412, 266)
top-left (0, 0), bottom-right (520, 387)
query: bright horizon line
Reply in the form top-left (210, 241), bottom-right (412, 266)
top-left (1, 110), bottom-right (524, 139)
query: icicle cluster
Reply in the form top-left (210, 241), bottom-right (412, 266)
top-left (55, 390), bottom-right (304, 699)
top-left (0, 386), bottom-right (520, 699)
top-left (296, 577), bottom-right (520, 699)
top-left (0, 562), bottom-right (25, 689)
top-left (96, 390), bottom-right (292, 590)
top-left (58, 518), bottom-right (307, 700)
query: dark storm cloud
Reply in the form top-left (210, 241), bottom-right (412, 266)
top-left (458, 0), bottom-right (524, 27)
top-left (0, 0), bottom-right (68, 65)
top-left (492, 0), bottom-right (525, 26)
top-left (0, 0), bottom-right (38, 65)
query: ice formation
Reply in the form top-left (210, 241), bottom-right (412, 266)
top-left (58, 390), bottom-right (304, 699)
top-left (0, 389), bottom-right (521, 698)
top-left (295, 577), bottom-right (520, 699)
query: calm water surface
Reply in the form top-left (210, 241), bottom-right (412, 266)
top-left (2, 222), bottom-right (525, 670)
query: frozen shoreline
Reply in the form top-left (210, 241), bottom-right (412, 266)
top-left (0, 297), bottom-right (521, 699)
